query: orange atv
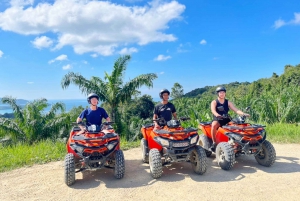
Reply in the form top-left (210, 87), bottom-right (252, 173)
top-left (64, 122), bottom-right (125, 186)
top-left (198, 108), bottom-right (276, 170)
top-left (141, 117), bottom-right (207, 178)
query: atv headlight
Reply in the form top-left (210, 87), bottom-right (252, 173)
top-left (156, 137), bottom-right (170, 147)
top-left (190, 135), bottom-right (199, 144)
top-left (228, 133), bottom-right (242, 141)
top-left (258, 130), bottom-right (265, 136)
top-left (75, 146), bottom-right (84, 153)
top-left (107, 141), bottom-right (118, 150)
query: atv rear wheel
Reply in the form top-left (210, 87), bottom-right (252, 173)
top-left (149, 149), bottom-right (162, 179)
top-left (64, 153), bottom-right (75, 186)
top-left (141, 138), bottom-right (149, 163)
top-left (216, 142), bottom-right (235, 170)
top-left (114, 150), bottom-right (125, 179)
top-left (190, 145), bottom-right (207, 175)
top-left (198, 134), bottom-right (212, 157)
top-left (255, 140), bottom-right (276, 167)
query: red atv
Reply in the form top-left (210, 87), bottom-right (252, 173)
top-left (141, 117), bottom-right (207, 178)
top-left (198, 107), bottom-right (276, 170)
top-left (64, 122), bottom-right (125, 186)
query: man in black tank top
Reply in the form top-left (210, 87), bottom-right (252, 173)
top-left (153, 89), bottom-right (177, 129)
top-left (210, 86), bottom-right (250, 150)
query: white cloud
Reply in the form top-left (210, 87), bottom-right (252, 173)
top-left (213, 57), bottom-right (219, 60)
top-left (10, 0), bottom-right (34, 7)
top-left (291, 12), bottom-right (300, 24)
top-left (125, 0), bottom-right (143, 3)
top-left (159, 71), bottom-right (164, 75)
top-left (0, 0), bottom-right (185, 56)
top-left (0, 50), bottom-right (3, 58)
top-left (82, 60), bottom-right (88, 64)
top-left (274, 13), bottom-right (300, 29)
top-left (48, 54), bottom-right (68, 64)
top-left (119, 47), bottom-right (138, 55)
top-left (31, 36), bottom-right (53, 49)
top-left (27, 81), bottom-right (34, 84)
top-left (90, 53), bottom-right (98, 58)
top-left (274, 19), bottom-right (286, 29)
top-left (177, 43), bottom-right (190, 53)
top-left (200, 39), bottom-right (207, 45)
top-left (154, 54), bottom-right (171, 61)
top-left (62, 64), bottom-right (72, 70)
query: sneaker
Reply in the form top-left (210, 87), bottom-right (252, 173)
top-left (210, 142), bottom-right (217, 152)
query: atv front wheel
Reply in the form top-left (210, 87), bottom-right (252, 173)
top-left (149, 149), bottom-right (162, 179)
top-left (216, 142), bottom-right (235, 170)
top-left (64, 153), bottom-right (75, 186)
top-left (190, 145), bottom-right (207, 175)
top-left (114, 150), bottom-right (125, 179)
top-left (198, 134), bottom-right (212, 157)
top-left (255, 140), bottom-right (276, 167)
top-left (141, 138), bottom-right (149, 163)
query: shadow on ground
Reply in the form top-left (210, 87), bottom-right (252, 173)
top-left (70, 152), bottom-right (300, 189)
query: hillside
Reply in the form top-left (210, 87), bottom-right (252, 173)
top-left (0, 98), bottom-right (28, 105)
top-left (184, 64), bottom-right (300, 98)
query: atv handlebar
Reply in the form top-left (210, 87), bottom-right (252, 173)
top-left (74, 121), bottom-right (114, 126)
top-left (217, 114), bottom-right (232, 120)
top-left (102, 121), bottom-right (114, 126)
top-left (153, 117), bottom-right (191, 122)
top-left (152, 117), bottom-right (191, 128)
top-left (180, 117), bottom-right (190, 121)
top-left (73, 121), bottom-right (115, 132)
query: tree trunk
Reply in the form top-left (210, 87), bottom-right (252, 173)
top-left (111, 106), bottom-right (116, 122)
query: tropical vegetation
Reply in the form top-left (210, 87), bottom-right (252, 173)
top-left (0, 59), bottom-right (300, 172)
top-left (61, 54), bottom-right (157, 133)
top-left (0, 97), bottom-right (76, 144)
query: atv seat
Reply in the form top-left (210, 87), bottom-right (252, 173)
top-left (72, 126), bottom-right (81, 131)
top-left (142, 123), bottom-right (154, 128)
top-left (199, 121), bottom-right (212, 126)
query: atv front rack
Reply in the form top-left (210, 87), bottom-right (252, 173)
top-left (155, 127), bottom-right (198, 135)
top-left (222, 125), bottom-right (265, 131)
top-left (72, 133), bottom-right (118, 140)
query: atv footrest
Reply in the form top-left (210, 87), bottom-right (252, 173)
top-left (199, 121), bottom-right (212, 126)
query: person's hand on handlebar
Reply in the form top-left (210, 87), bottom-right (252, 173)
top-left (77, 121), bottom-right (87, 132)
top-left (242, 113), bottom-right (250, 117)
top-left (216, 115), bottom-right (223, 120)
top-left (154, 122), bottom-right (161, 130)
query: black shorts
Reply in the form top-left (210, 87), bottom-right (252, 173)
top-left (213, 116), bottom-right (230, 126)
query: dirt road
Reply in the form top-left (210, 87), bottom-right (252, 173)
top-left (1, 143), bottom-right (300, 201)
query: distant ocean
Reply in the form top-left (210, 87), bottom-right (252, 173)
top-left (0, 99), bottom-right (88, 115)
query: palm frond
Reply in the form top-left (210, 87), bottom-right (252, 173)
top-left (119, 73), bottom-right (158, 102)
top-left (45, 102), bottom-right (65, 120)
top-left (89, 76), bottom-right (110, 102)
top-left (43, 115), bottom-right (71, 139)
top-left (111, 55), bottom-right (131, 86)
top-left (0, 118), bottom-right (25, 142)
top-left (61, 72), bottom-right (93, 95)
top-left (1, 96), bottom-right (24, 122)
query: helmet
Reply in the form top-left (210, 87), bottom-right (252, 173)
top-left (87, 93), bottom-right (99, 104)
top-left (216, 86), bottom-right (226, 93)
top-left (159, 89), bottom-right (170, 99)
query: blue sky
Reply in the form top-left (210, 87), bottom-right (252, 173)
top-left (0, 0), bottom-right (299, 100)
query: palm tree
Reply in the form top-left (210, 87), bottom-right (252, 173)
top-left (0, 97), bottom-right (70, 144)
top-left (61, 55), bottom-right (158, 122)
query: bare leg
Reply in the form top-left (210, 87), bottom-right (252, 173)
top-left (211, 121), bottom-right (220, 143)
